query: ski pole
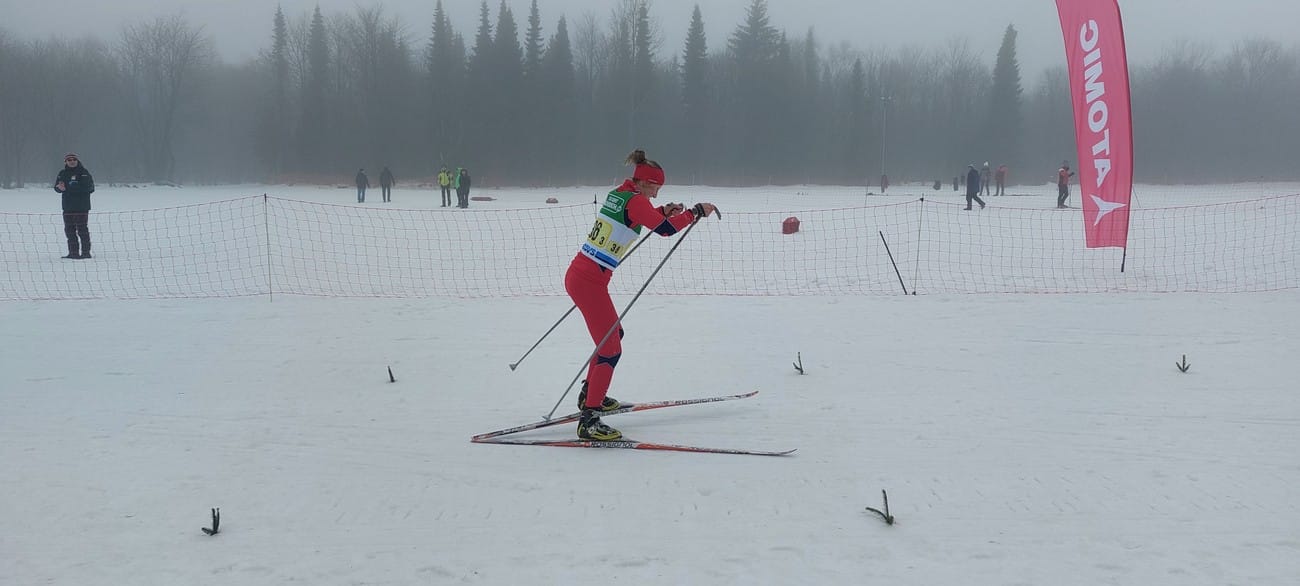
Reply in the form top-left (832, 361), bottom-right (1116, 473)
top-left (508, 231), bottom-right (655, 371)
top-left (544, 217), bottom-right (704, 420)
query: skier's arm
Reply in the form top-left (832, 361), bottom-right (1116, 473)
top-left (626, 194), bottom-right (694, 236)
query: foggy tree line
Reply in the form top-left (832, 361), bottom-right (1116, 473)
top-left (2, 0), bottom-right (1299, 189)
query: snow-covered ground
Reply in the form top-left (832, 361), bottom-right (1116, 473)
top-left (5, 181), bottom-right (1298, 300)
top-left (2, 184), bottom-right (1298, 585)
top-left (3, 179), bottom-right (1297, 213)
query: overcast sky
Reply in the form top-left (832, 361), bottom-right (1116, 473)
top-left (3, 0), bottom-right (1298, 76)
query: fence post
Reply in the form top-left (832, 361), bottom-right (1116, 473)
top-left (914, 197), bottom-right (926, 294)
top-left (263, 194), bottom-right (273, 302)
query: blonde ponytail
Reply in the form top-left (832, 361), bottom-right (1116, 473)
top-left (625, 149), bottom-right (648, 166)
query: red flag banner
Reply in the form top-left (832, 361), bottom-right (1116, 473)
top-left (1055, 0), bottom-right (1134, 248)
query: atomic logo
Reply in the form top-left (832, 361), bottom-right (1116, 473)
top-left (1090, 194), bottom-right (1126, 226)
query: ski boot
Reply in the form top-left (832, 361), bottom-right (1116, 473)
top-left (577, 410), bottom-right (622, 441)
top-left (576, 379), bottom-right (621, 412)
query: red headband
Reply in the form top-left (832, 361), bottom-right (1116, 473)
top-left (633, 163), bottom-right (665, 185)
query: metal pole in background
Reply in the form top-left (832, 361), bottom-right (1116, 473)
top-left (880, 94), bottom-right (892, 194)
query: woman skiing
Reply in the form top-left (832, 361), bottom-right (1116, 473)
top-left (566, 149), bottom-right (718, 440)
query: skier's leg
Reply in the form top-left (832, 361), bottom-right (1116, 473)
top-left (565, 262), bottom-right (621, 409)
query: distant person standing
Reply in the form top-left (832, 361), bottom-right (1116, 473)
top-left (880, 174), bottom-right (890, 194)
top-left (964, 164), bottom-right (985, 211)
top-left (437, 166), bottom-right (452, 207)
top-left (1056, 162), bottom-right (1075, 208)
top-left (355, 168), bottom-right (369, 203)
top-left (953, 174), bottom-right (960, 192)
top-left (995, 164), bottom-right (1008, 196)
top-left (980, 162), bottom-right (991, 197)
top-left (379, 166), bottom-right (394, 202)
top-left (53, 152), bottom-right (95, 259)
top-left (456, 168), bottom-right (472, 208)
top-left (452, 166), bottom-right (463, 207)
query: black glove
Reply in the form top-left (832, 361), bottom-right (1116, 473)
top-left (692, 203), bottom-right (721, 220)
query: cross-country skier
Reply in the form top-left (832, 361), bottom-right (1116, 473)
top-left (1057, 161), bottom-right (1076, 208)
top-left (565, 149), bottom-right (718, 440)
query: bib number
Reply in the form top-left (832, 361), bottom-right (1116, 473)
top-left (587, 219), bottom-right (624, 256)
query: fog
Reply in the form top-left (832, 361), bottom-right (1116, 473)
top-left (2, 0), bottom-right (1299, 186)
top-left (6, 0), bottom-right (1299, 73)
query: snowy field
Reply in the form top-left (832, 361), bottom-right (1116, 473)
top-left (2, 183), bottom-right (1299, 585)
top-left (3, 178), bottom-right (1298, 213)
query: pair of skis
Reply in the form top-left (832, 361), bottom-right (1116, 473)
top-left (470, 390), bottom-right (795, 457)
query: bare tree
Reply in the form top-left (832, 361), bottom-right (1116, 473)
top-left (118, 15), bottom-right (213, 182)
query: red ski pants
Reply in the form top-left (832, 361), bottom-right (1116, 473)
top-left (565, 255), bottom-right (622, 408)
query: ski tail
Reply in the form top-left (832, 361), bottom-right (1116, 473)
top-left (470, 390), bottom-right (759, 442)
top-left (475, 436), bottom-right (795, 457)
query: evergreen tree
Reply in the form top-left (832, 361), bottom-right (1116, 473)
top-left (520, 0), bottom-right (546, 180)
top-left (841, 58), bottom-right (870, 184)
top-left (541, 16), bottom-right (576, 183)
top-left (986, 24), bottom-right (1023, 172)
top-left (727, 0), bottom-right (784, 180)
top-left (628, 0), bottom-right (657, 148)
top-left (493, 3), bottom-right (523, 79)
top-left (464, 1), bottom-right (494, 168)
top-left (523, 0), bottom-right (544, 82)
top-left (491, 1), bottom-right (524, 174)
top-left (299, 6), bottom-right (329, 172)
top-left (680, 5), bottom-right (709, 183)
top-left (794, 28), bottom-right (822, 180)
top-left (771, 32), bottom-right (799, 181)
top-left (267, 5), bottom-right (290, 176)
top-left (427, 0), bottom-right (462, 164)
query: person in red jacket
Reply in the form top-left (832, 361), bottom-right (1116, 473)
top-left (566, 149), bottom-right (718, 440)
top-left (1057, 162), bottom-right (1076, 208)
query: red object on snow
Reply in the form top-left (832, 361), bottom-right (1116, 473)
top-left (782, 217), bottom-right (800, 235)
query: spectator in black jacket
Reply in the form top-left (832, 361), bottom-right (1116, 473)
top-left (456, 168), bottom-right (472, 208)
top-left (964, 164), bottom-right (985, 211)
top-left (53, 153), bottom-right (95, 259)
top-left (379, 166), bottom-right (394, 202)
top-left (355, 168), bottom-right (369, 203)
